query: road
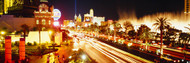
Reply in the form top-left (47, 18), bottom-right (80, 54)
top-left (84, 31), bottom-right (190, 61)
top-left (73, 32), bottom-right (153, 63)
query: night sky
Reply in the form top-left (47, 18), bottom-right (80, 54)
top-left (49, 0), bottom-right (184, 21)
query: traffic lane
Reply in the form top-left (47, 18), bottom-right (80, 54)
top-left (82, 42), bottom-right (115, 63)
top-left (90, 38), bottom-right (153, 63)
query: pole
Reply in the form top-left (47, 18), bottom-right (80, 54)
top-left (39, 25), bottom-right (41, 46)
top-left (5, 36), bottom-right (11, 63)
top-left (160, 22), bottom-right (163, 58)
top-left (19, 38), bottom-right (25, 62)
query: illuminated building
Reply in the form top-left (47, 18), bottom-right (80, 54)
top-left (83, 9), bottom-right (105, 26)
top-left (0, 15), bottom-right (35, 31)
top-left (3, 0), bottom-right (41, 17)
top-left (101, 20), bottom-right (113, 26)
top-left (26, 31), bottom-right (51, 44)
top-left (3, 0), bottom-right (16, 14)
top-left (77, 14), bottom-right (82, 22)
top-left (92, 16), bottom-right (105, 26)
top-left (185, 0), bottom-right (190, 13)
top-left (74, 14), bottom-right (82, 22)
top-left (84, 9), bottom-right (94, 22)
top-left (0, 0), bottom-right (3, 15)
top-left (34, 3), bottom-right (54, 28)
top-left (63, 20), bottom-right (73, 26)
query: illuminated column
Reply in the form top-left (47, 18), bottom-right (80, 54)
top-left (19, 38), bottom-right (25, 61)
top-left (90, 9), bottom-right (94, 17)
top-left (5, 36), bottom-right (11, 63)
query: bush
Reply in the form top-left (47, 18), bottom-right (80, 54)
top-left (14, 41), bottom-right (19, 47)
top-left (2, 42), bottom-right (5, 48)
top-left (33, 41), bottom-right (37, 46)
top-left (11, 43), bottom-right (15, 47)
top-left (27, 42), bottom-right (32, 46)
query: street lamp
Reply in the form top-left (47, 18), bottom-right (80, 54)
top-left (1, 31), bottom-right (5, 35)
top-left (48, 30), bottom-right (53, 35)
top-left (81, 54), bottom-right (86, 60)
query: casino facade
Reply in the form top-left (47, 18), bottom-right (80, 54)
top-left (34, 3), bottom-right (54, 29)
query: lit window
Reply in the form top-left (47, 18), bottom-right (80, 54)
top-left (36, 20), bottom-right (39, 24)
top-left (42, 19), bottom-right (46, 25)
top-left (49, 20), bottom-right (51, 25)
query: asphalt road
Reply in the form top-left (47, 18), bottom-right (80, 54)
top-left (74, 32), bottom-right (152, 63)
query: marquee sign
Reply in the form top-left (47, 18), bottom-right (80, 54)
top-left (53, 9), bottom-right (61, 20)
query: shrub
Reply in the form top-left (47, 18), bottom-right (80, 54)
top-left (33, 41), bottom-right (37, 46)
top-left (27, 42), bottom-right (32, 46)
top-left (11, 43), bottom-right (15, 47)
top-left (14, 41), bottom-right (19, 47)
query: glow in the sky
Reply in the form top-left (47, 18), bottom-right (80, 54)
top-left (117, 11), bottom-right (190, 33)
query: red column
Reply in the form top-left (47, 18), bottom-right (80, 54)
top-left (5, 36), bottom-right (11, 63)
top-left (19, 38), bottom-right (25, 61)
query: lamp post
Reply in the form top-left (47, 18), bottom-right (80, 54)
top-left (0, 31), bottom-right (6, 44)
top-left (48, 30), bottom-right (53, 44)
top-left (38, 24), bottom-right (42, 46)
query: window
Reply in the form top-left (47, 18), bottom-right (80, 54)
top-left (42, 19), bottom-right (46, 25)
top-left (49, 20), bottom-right (51, 25)
top-left (36, 20), bottom-right (39, 24)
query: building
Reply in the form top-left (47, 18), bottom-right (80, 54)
top-left (84, 9), bottom-right (94, 22)
top-left (63, 20), bottom-right (74, 26)
top-left (101, 20), bottom-right (113, 26)
top-left (26, 31), bottom-right (51, 44)
top-left (83, 9), bottom-right (105, 26)
top-left (93, 16), bottom-right (105, 26)
top-left (0, 0), bottom-right (3, 15)
top-left (3, 0), bottom-right (16, 14)
top-left (74, 14), bottom-right (82, 22)
top-left (0, 15), bottom-right (35, 31)
top-left (0, 0), bottom-right (51, 17)
top-left (6, 0), bottom-right (40, 17)
top-left (34, 3), bottom-right (54, 30)
top-left (185, 0), bottom-right (190, 13)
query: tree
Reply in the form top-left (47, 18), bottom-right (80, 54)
top-left (153, 17), bottom-right (170, 58)
top-left (21, 24), bottom-right (30, 39)
top-left (123, 21), bottom-right (134, 34)
top-left (128, 30), bottom-right (136, 39)
top-left (138, 25), bottom-right (152, 50)
top-left (178, 33), bottom-right (190, 47)
top-left (112, 21), bottom-right (122, 42)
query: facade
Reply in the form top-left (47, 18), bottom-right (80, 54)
top-left (0, 15), bottom-right (35, 31)
top-left (4, 0), bottom-right (40, 17)
top-left (185, 0), bottom-right (190, 13)
top-left (0, 0), bottom-right (3, 15)
top-left (4, 0), bottom-right (16, 14)
top-left (34, 3), bottom-right (54, 29)
top-left (63, 20), bottom-right (73, 26)
top-left (84, 9), bottom-right (94, 22)
top-left (74, 14), bottom-right (82, 22)
top-left (93, 16), bottom-right (105, 26)
top-left (26, 31), bottom-right (51, 44)
top-left (83, 9), bottom-right (105, 26)
top-left (101, 20), bottom-right (113, 26)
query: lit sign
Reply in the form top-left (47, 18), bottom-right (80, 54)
top-left (54, 21), bottom-right (60, 26)
top-left (53, 9), bottom-right (61, 20)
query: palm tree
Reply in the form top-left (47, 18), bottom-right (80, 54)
top-left (139, 26), bottom-right (152, 50)
top-left (153, 17), bottom-right (170, 58)
top-left (113, 21), bottom-right (122, 42)
top-left (21, 24), bottom-right (30, 40)
top-left (124, 21), bottom-right (134, 34)
top-left (105, 23), bottom-right (111, 39)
